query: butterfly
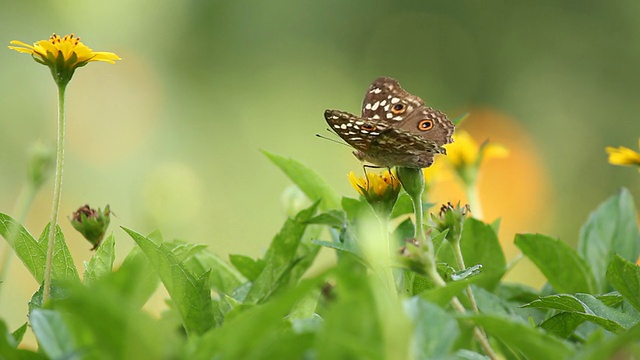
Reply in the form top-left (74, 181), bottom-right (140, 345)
top-left (324, 77), bottom-right (454, 168)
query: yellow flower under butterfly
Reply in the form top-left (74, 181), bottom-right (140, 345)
top-left (606, 139), bottom-right (640, 170)
top-left (348, 170), bottom-right (401, 216)
top-left (9, 33), bottom-right (120, 86)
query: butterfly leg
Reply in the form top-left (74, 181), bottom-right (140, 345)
top-left (362, 164), bottom-right (383, 188)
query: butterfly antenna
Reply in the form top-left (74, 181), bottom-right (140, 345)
top-left (315, 132), bottom-right (351, 148)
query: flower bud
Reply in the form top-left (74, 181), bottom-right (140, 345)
top-left (70, 204), bottom-right (111, 250)
top-left (430, 202), bottom-right (470, 244)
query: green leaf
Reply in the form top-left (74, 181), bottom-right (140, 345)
top-left (186, 250), bottom-right (246, 295)
top-left (52, 279), bottom-right (180, 359)
top-left (420, 276), bottom-right (479, 306)
top-left (0, 320), bottom-right (46, 360)
top-left (607, 255), bottom-right (640, 312)
top-left (262, 150), bottom-right (340, 210)
top-left (473, 285), bottom-right (522, 318)
top-left (186, 278), bottom-right (320, 360)
top-left (390, 193), bottom-right (414, 218)
top-left (539, 312), bottom-right (585, 338)
top-left (578, 188), bottom-right (640, 292)
top-left (524, 293), bottom-right (634, 334)
top-left (37, 224), bottom-right (79, 282)
top-left (470, 314), bottom-right (574, 359)
top-left (83, 234), bottom-right (116, 285)
top-left (515, 233), bottom-right (596, 293)
top-left (116, 246), bottom-right (160, 308)
top-left (123, 227), bottom-right (214, 335)
top-left (305, 210), bottom-right (347, 228)
top-left (229, 254), bottom-right (265, 282)
top-left (30, 309), bottom-right (77, 359)
top-left (574, 321), bottom-right (640, 360)
top-left (455, 218), bottom-right (506, 290)
top-left (11, 323), bottom-right (27, 345)
top-left (0, 212), bottom-right (46, 281)
top-left (404, 297), bottom-right (459, 359)
top-left (245, 202), bottom-right (319, 304)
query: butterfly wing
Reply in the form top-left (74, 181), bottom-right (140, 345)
top-left (324, 109), bottom-right (390, 152)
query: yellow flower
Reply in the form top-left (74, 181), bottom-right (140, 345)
top-left (348, 170), bottom-right (400, 198)
top-left (606, 139), bottom-right (640, 170)
top-left (445, 130), bottom-right (509, 186)
top-left (9, 33), bottom-right (120, 86)
top-left (348, 170), bottom-right (401, 216)
top-left (447, 130), bottom-right (509, 168)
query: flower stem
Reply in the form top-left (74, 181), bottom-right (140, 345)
top-left (466, 184), bottom-right (484, 220)
top-left (43, 84), bottom-right (67, 302)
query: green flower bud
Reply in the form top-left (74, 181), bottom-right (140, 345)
top-left (396, 167), bottom-right (425, 199)
top-left (70, 204), bottom-right (111, 250)
top-left (430, 202), bottom-right (470, 244)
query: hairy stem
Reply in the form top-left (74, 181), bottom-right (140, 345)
top-left (43, 84), bottom-right (67, 302)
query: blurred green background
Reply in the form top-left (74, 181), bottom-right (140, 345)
top-left (1, 0), bottom-right (640, 337)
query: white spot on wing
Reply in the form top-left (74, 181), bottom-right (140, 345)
top-left (371, 101), bottom-right (380, 111)
top-left (380, 100), bottom-right (387, 106)
top-left (355, 121), bottom-right (364, 125)
top-left (386, 113), bottom-right (393, 119)
top-left (365, 103), bottom-right (372, 110)
top-left (393, 116), bottom-right (403, 121)
top-left (372, 114), bottom-right (380, 120)
top-left (340, 124), bottom-right (347, 130)
top-left (333, 125), bottom-right (341, 129)
top-left (391, 97), bottom-right (400, 104)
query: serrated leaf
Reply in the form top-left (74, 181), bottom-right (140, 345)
top-left (0, 213), bottom-right (46, 281)
top-left (539, 312), bottom-right (585, 338)
top-left (262, 150), bottom-right (340, 210)
top-left (229, 254), bottom-right (264, 282)
top-left (404, 297), bottom-right (459, 359)
top-left (578, 188), bottom-right (640, 292)
top-left (30, 309), bottom-right (76, 359)
top-left (83, 234), bottom-right (116, 285)
top-left (187, 251), bottom-right (246, 295)
top-left (245, 202), bottom-right (318, 303)
top-left (470, 314), bottom-right (574, 359)
top-left (515, 233), bottom-right (596, 293)
top-left (607, 255), bottom-right (640, 312)
top-left (123, 227), bottom-right (213, 335)
top-left (37, 224), bottom-right (79, 282)
top-left (523, 293), bottom-right (631, 334)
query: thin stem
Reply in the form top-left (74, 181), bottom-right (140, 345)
top-left (378, 216), bottom-right (397, 298)
top-left (43, 84), bottom-right (67, 302)
top-left (451, 241), bottom-right (481, 313)
top-left (426, 261), bottom-right (498, 360)
top-left (466, 184), bottom-right (484, 220)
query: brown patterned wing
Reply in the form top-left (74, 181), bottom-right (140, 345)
top-left (323, 109), bottom-right (390, 152)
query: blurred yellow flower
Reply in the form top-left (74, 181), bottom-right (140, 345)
top-left (447, 130), bottom-right (509, 169)
top-left (445, 130), bottom-right (509, 186)
top-left (606, 139), bottom-right (640, 170)
top-left (9, 33), bottom-right (120, 86)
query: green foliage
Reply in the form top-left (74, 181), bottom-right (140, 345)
top-left (1, 153), bottom-right (640, 359)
